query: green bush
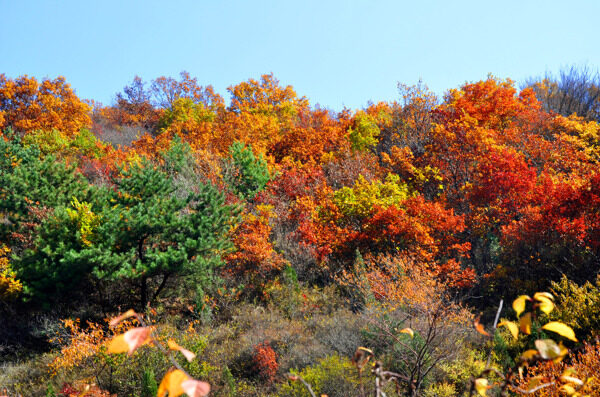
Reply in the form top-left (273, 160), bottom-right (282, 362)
top-left (224, 141), bottom-right (271, 200)
top-left (277, 354), bottom-right (366, 397)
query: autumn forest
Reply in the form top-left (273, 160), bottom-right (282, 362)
top-left (2, 69), bottom-right (600, 396)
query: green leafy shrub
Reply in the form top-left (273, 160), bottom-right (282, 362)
top-left (277, 354), bottom-right (366, 397)
top-left (550, 275), bottom-right (600, 339)
top-left (224, 141), bottom-right (271, 200)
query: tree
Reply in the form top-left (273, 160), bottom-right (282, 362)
top-left (223, 141), bottom-right (272, 200)
top-left (0, 74), bottom-right (91, 136)
top-left (0, 130), bottom-right (91, 252)
top-left (15, 156), bottom-right (239, 309)
top-left (150, 71), bottom-right (223, 110)
top-left (526, 64), bottom-right (600, 122)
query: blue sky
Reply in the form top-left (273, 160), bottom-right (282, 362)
top-left (2, 0), bottom-right (599, 110)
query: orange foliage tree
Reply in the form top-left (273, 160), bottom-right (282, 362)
top-left (0, 74), bottom-right (90, 136)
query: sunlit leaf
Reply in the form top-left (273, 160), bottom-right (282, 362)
top-left (498, 320), bottom-right (519, 340)
top-left (560, 384), bottom-right (577, 395)
top-left (513, 295), bottom-right (530, 317)
top-left (107, 334), bottom-right (129, 354)
top-left (474, 317), bottom-right (490, 337)
top-left (537, 296), bottom-right (555, 315)
top-left (475, 378), bottom-right (489, 396)
top-left (123, 327), bottom-right (152, 354)
top-left (521, 349), bottom-right (538, 360)
top-left (520, 349), bottom-right (539, 361)
top-left (519, 312), bottom-right (532, 335)
top-left (107, 327), bottom-right (152, 355)
top-left (399, 328), bottom-right (414, 338)
top-left (542, 322), bottom-right (578, 342)
top-left (562, 368), bottom-right (577, 377)
top-left (357, 346), bottom-right (373, 355)
top-left (167, 339), bottom-right (196, 362)
top-left (535, 339), bottom-right (563, 360)
top-left (158, 369), bottom-right (188, 397)
top-left (533, 292), bottom-right (554, 302)
top-left (109, 309), bottom-right (137, 327)
top-left (181, 379), bottom-right (211, 397)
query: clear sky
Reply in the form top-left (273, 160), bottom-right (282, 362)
top-left (2, 0), bottom-right (600, 110)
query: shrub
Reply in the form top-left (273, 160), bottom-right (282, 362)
top-left (252, 341), bottom-right (278, 383)
top-left (277, 354), bottom-right (367, 397)
top-left (223, 141), bottom-right (271, 200)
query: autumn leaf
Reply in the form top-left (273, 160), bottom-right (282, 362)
top-left (533, 292), bottom-right (554, 302)
top-left (513, 295), bottom-right (530, 318)
top-left (535, 339), bottom-right (566, 360)
top-left (474, 317), bottom-right (490, 337)
top-left (167, 339), bottom-right (196, 362)
top-left (519, 312), bottom-right (532, 335)
top-left (474, 378), bottom-right (489, 396)
top-left (399, 328), bottom-right (415, 338)
top-left (536, 296), bottom-right (555, 315)
top-left (181, 379), bottom-right (211, 397)
top-left (542, 321), bottom-right (578, 342)
top-left (158, 369), bottom-right (188, 397)
top-left (520, 349), bottom-right (539, 361)
top-left (107, 327), bottom-right (152, 355)
top-left (498, 320), bottom-right (519, 340)
top-left (109, 309), bottom-right (137, 327)
top-left (560, 384), bottom-right (577, 395)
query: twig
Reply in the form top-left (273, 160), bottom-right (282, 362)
top-left (287, 374), bottom-right (317, 397)
top-left (486, 299), bottom-right (503, 368)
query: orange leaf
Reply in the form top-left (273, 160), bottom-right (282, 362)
top-left (123, 327), bottom-right (152, 354)
top-left (109, 309), bottom-right (137, 327)
top-left (158, 369), bottom-right (188, 397)
top-left (107, 327), bottom-right (152, 355)
top-left (107, 334), bottom-right (129, 354)
top-left (474, 317), bottom-right (490, 337)
top-left (398, 328), bottom-right (414, 338)
top-left (167, 339), bottom-right (196, 362)
top-left (181, 379), bottom-right (211, 397)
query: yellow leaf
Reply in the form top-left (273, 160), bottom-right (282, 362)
top-left (537, 297), bottom-right (555, 315)
top-left (475, 378), bottom-right (489, 396)
top-left (533, 292), bottom-right (554, 302)
top-left (562, 367), bottom-right (577, 377)
top-left (519, 312), bottom-right (532, 335)
top-left (513, 295), bottom-right (530, 318)
top-left (542, 322), bottom-right (578, 342)
top-left (560, 384), bottom-right (577, 395)
top-left (498, 320), bottom-right (519, 340)
top-left (399, 328), bottom-right (414, 338)
top-left (158, 369), bottom-right (188, 397)
top-left (521, 349), bottom-right (539, 361)
top-left (357, 346), bottom-right (373, 355)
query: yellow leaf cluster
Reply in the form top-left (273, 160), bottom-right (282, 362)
top-left (0, 245), bottom-right (22, 301)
